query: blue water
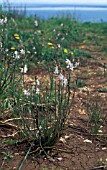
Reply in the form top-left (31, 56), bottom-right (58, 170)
top-left (2, 3), bottom-right (107, 22)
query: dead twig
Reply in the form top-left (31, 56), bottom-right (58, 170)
top-left (0, 131), bottom-right (18, 138)
top-left (0, 117), bottom-right (37, 130)
top-left (0, 121), bottom-right (20, 130)
top-left (2, 117), bottom-right (36, 123)
top-left (88, 165), bottom-right (107, 170)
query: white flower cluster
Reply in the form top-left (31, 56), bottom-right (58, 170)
top-left (23, 89), bottom-right (30, 96)
top-left (0, 17), bottom-right (7, 25)
top-left (21, 65), bottom-right (28, 74)
top-left (35, 79), bottom-right (40, 94)
top-left (32, 79), bottom-right (40, 95)
top-left (74, 62), bottom-right (79, 68)
top-left (23, 79), bottom-right (41, 96)
top-left (65, 59), bottom-right (79, 70)
top-left (57, 43), bottom-right (61, 49)
top-left (65, 59), bottom-right (74, 71)
top-left (20, 49), bottom-right (25, 55)
top-left (58, 73), bottom-right (68, 87)
top-left (54, 59), bottom-right (79, 87)
top-left (35, 87), bottom-right (40, 95)
top-left (54, 65), bottom-right (59, 75)
top-left (54, 65), bottom-right (68, 87)
top-left (14, 51), bottom-right (20, 59)
top-left (34, 20), bottom-right (38, 27)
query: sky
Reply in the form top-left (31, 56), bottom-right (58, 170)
top-left (1, 0), bottom-right (107, 4)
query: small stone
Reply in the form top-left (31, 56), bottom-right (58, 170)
top-left (57, 157), bottom-right (63, 161)
top-left (102, 147), bottom-right (107, 150)
top-left (14, 153), bottom-right (19, 156)
top-left (84, 139), bottom-right (92, 143)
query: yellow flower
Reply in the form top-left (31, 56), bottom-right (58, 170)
top-left (10, 47), bottom-right (15, 50)
top-left (15, 36), bottom-right (20, 40)
top-left (48, 42), bottom-right (53, 46)
top-left (14, 33), bottom-right (19, 37)
top-left (19, 67), bottom-right (22, 70)
top-left (51, 46), bottom-right (54, 48)
top-left (14, 33), bottom-right (20, 40)
top-left (64, 49), bottom-right (68, 53)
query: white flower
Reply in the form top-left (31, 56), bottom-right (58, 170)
top-left (39, 125), bottom-right (42, 130)
top-left (57, 32), bottom-right (60, 37)
top-left (53, 29), bottom-right (56, 32)
top-left (5, 49), bottom-right (9, 52)
top-left (34, 20), bottom-right (38, 27)
top-left (61, 23), bottom-right (64, 26)
top-left (36, 88), bottom-right (40, 95)
top-left (54, 65), bottom-right (59, 75)
top-left (21, 65), bottom-right (28, 74)
top-left (23, 89), bottom-right (30, 96)
top-left (14, 51), bottom-right (20, 59)
top-left (0, 42), bottom-right (2, 48)
top-left (0, 19), bottom-right (3, 25)
top-left (61, 37), bottom-right (65, 40)
top-left (36, 79), bottom-right (40, 86)
top-left (0, 17), bottom-right (7, 25)
top-left (4, 17), bottom-right (7, 23)
top-left (32, 85), bottom-right (35, 91)
top-left (74, 62), bottom-right (79, 68)
top-left (20, 49), bottom-right (25, 55)
top-left (58, 73), bottom-right (68, 87)
top-left (57, 44), bottom-right (61, 48)
top-left (63, 77), bottom-right (68, 87)
top-left (58, 73), bottom-right (64, 81)
top-left (65, 59), bottom-right (74, 71)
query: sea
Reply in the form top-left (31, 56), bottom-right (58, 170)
top-left (1, 3), bottom-right (107, 23)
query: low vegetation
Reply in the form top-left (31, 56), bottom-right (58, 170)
top-left (0, 4), bottom-right (107, 170)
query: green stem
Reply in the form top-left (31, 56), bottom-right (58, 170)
top-left (18, 142), bottom-right (34, 170)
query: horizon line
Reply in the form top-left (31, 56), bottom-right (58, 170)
top-left (0, 2), bottom-right (107, 4)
